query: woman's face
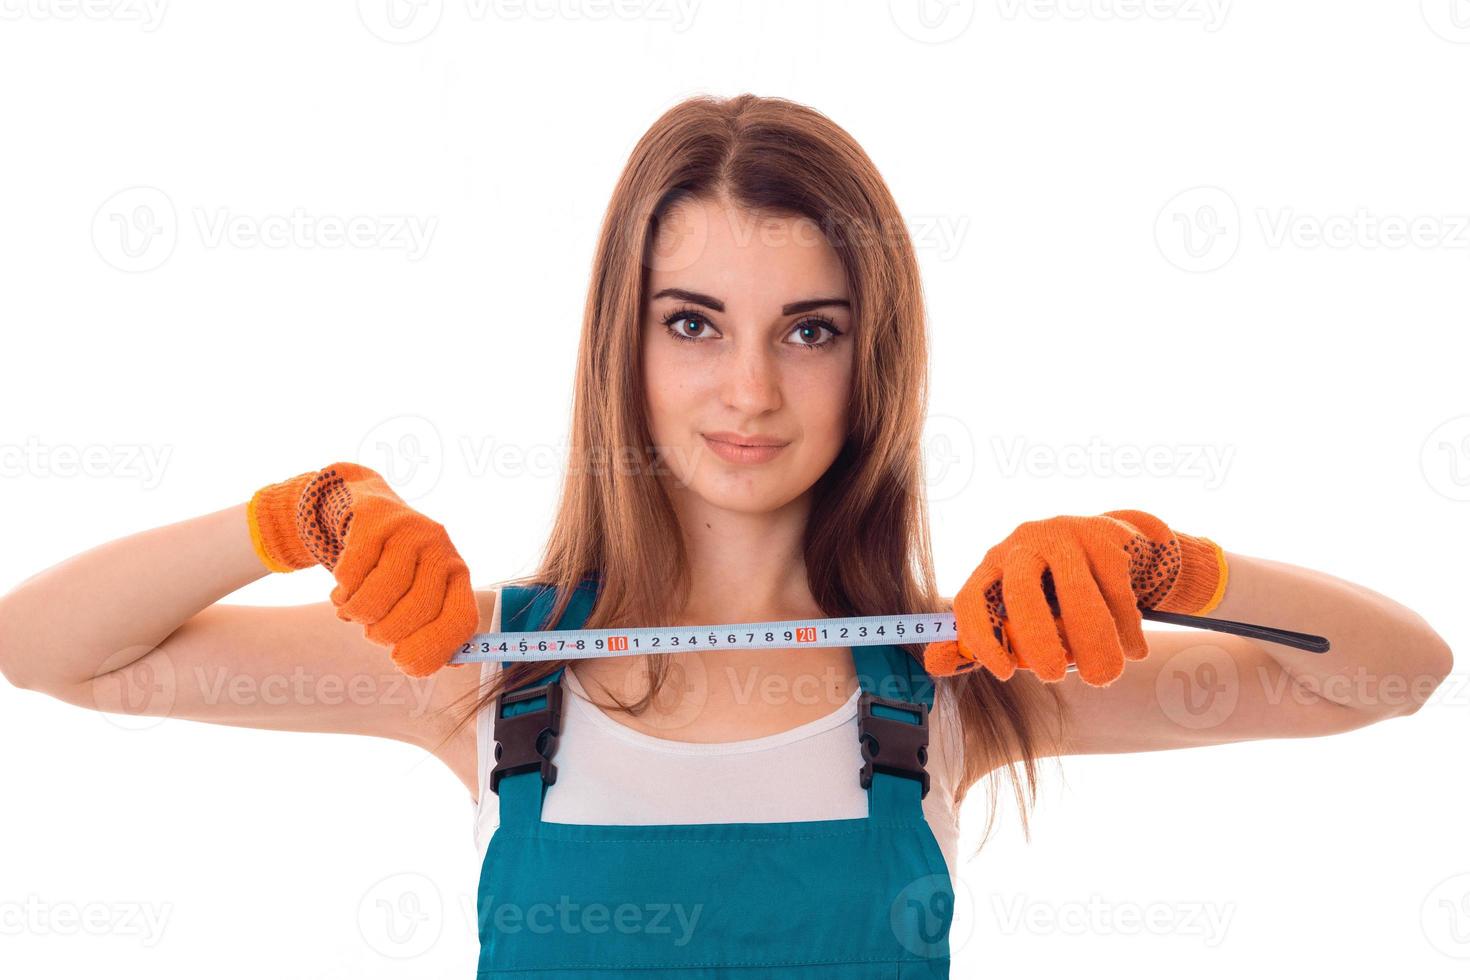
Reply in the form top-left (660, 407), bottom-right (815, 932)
top-left (642, 194), bottom-right (855, 515)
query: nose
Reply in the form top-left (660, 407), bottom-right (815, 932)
top-left (718, 334), bottom-right (783, 416)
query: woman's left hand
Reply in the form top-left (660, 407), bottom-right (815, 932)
top-left (923, 509), bottom-right (1228, 686)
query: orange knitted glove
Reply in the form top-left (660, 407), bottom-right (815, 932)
top-left (923, 509), bottom-right (1228, 686)
top-left (246, 462), bottom-right (479, 677)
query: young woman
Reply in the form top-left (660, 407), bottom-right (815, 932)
top-left (0, 94), bottom-right (1453, 978)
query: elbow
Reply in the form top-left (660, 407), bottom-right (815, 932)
top-left (0, 603), bottom-right (50, 695)
top-left (0, 631), bottom-right (41, 693)
top-left (1393, 632), bottom-right (1454, 718)
top-left (0, 610), bottom-right (22, 690)
top-left (1, 645), bottom-right (84, 705)
top-left (1421, 628), bottom-right (1454, 689)
top-left (0, 650), bottom-right (37, 693)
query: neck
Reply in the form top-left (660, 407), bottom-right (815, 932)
top-left (664, 486), bottom-right (821, 625)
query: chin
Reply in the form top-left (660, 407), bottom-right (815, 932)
top-left (677, 476), bottom-right (809, 515)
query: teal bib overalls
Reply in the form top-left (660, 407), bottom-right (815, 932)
top-left (476, 579), bottom-right (955, 977)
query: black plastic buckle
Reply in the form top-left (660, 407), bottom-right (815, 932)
top-left (858, 691), bottom-right (930, 798)
top-left (489, 680), bottom-right (563, 795)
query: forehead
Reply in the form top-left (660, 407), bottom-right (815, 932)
top-left (646, 195), bottom-right (847, 303)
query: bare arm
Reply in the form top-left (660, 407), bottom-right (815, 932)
top-left (1030, 551), bottom-right (1455, 758)
top-left (0, 502), bottom-right (487, 748)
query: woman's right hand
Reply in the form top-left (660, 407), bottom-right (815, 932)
top-left (247, 462), bottom-right (480, 677)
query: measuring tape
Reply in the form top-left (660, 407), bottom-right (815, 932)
top-left (450, 610), bottom-right (1080, 671)
top-left (448, 604), bottom-right (1329, 668)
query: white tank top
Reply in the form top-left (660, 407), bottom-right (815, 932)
top-left (471, 587), bottom-right (964, 878)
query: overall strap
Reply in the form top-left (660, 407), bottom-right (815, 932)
top-left (852, 644), bottom-right (936, 821)
top-left (491, 579), bottom-right (596, 828)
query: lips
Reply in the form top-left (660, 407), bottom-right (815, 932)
top-left (702, 431), bottom-right (790, 448)
top-left (701, 433), bottom-right (788, 464)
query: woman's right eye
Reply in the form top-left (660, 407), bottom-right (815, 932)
top-left (660, 309), bottom-right (718, 343)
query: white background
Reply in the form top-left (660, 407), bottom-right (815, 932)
top-left (2, 1), bottom-right (1467, 976)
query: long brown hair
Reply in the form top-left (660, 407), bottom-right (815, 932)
top-left (438, 93), bottom-right (1067, 857)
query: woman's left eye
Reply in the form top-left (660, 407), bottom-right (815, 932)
top-left (788, 318), bottom-right (844, 350)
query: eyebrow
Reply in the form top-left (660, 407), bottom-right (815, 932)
top-left (650, 287), bottom-right (850, 316)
